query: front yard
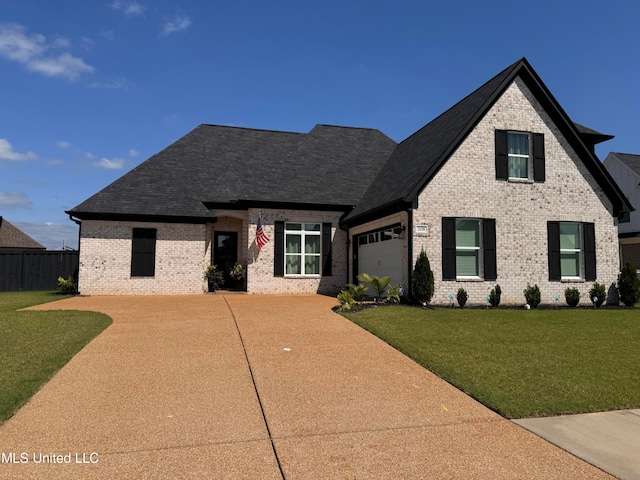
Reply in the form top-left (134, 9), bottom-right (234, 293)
top-left (0, 291), bottom-right (111, 423)
top-left (342, 306), bottom-right (640, 419)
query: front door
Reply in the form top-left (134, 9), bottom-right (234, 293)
top-left (213, 232), bottom-right (238, 289)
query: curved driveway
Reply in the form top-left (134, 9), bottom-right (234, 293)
top-left (0, 295), bottom-right (611, 479)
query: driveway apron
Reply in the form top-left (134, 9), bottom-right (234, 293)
top-left (0, 294), bottom-right (611, 479)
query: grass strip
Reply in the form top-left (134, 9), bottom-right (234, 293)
top-left (343, 305), bottom-right (640, 418)
top-left (0, 291), bottom-right (111, 423)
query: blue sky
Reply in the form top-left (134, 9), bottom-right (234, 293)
top-left (1, 0), bottom-right (639, 249)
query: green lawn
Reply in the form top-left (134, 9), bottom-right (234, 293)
top-left (0, 291), bottom-right (111, 423)
top-left (342, 306), bottom-right (640, 419)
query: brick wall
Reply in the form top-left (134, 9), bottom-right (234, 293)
top-left (78, 210), bottom-right (348, 296)
top-left (78, 220), bottom-right (208, 295)
top-left (245, 208), bottom-right (347, 294)
top-left (411, 78), bottom-right (619, 306)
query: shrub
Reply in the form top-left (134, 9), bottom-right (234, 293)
top-left (337, 290), bottom-right (356, 310)
top-left (523, 284), bottom-right (541, 308)
top-left (589, 282), bottom-right (606, 308)
top-left (489, 284), bottom-right (501, 307)
top-left (204, 265), bottom-right (224, 291)
top-left (345, 283), bottom-right (368, 301)
top-left (618, 262), bottom-right (640, 307)
top-left (412, 249), bottom-right (434, 305)
top-left (357, 273), bottom-right (391, 303)
top-left (57, 276), bottom-right (77, 295)
top-left (564, 287), bottom-right (581, 307)
top-left (386, 285), bottom-right (402, 304)
top-left (456, 288), bottom-right (468, 308)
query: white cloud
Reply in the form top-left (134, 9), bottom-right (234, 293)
top-left (57, 140), bottom-right (70, 149)
top-left (0, 23), bottom-right (94, 81)
top-left (0, 192), bottom-right (32, 209)
top-left (108, 0), bottom-right (145, 18)
top-left (80, 36), bottom-right (95, 50)
top-left (95, 157), bottom-right (125, 169)
top-left (161, 13), bottom-right (191, 36)
top-left (87, 77), bottom-right (125, 89)
top-left (85, 152), bottom-right (96, 160)
top-left (0, 138), bottom-right (37, 161)
top-left (129, 149), bottom-right (139, 157)
top-left (100, 30), bottom-right (115, 41)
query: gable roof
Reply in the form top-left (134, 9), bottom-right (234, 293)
top-left (608, 152), bottom-right (640, 178)
top-left (68, 124), bottom-right (397, 221)
top-left (343, 57), bottom-right (633, 225)
top-left (0, 217), bottom-right (45, 250)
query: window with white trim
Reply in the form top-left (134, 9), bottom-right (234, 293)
top-left (559, 222), bottom-right (582, 278)
top-left (456, 219), bottom-right (482, 278)
top-left (285, 223), bottom-right (321, 275)
top-left (508, 132), bottom-right (531, 179)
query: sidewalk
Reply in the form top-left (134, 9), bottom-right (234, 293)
top-left (515, 410), bottom-right (640, 480)
top-left (0, 294), bottom-right (614, 478)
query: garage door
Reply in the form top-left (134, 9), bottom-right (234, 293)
top-left (356, 226), bottom-right (404, 291)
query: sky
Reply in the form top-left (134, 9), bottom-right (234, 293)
top-left (1, 0), bottom-right (639, 249)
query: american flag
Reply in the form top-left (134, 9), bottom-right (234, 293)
top-left (256, 216), bottom-right (270, 249)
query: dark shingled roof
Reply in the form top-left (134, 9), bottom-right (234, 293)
top-left (68, 124), bottom-right (397, 220)
top-left (610, 152), bottom-right (640, 177)
top-left (0, 217), bottom-right (45, 250)
top-left (343, 57), bottom-right (632, 225)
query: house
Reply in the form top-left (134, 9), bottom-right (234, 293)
top-left (0, 217), bottom-right (46, 251)
top-left (68, 58), bottom-right (632, 304)
top-left (603, 152), bottom-right (640, 269)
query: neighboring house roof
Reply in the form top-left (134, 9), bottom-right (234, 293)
top-left (343, 57), bottom-right (632, 226)
top-left (68, 124), bottom-right (396, 221)
top-left (0, 217), bottom-right (45, 250)
top-left (608, 152), bottom-right (640, 178)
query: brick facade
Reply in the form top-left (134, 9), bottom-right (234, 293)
top-left (245, 208), bottom-right (347, 295)
top-left (78, 221), bottom-right (208, 295)
top-left (78, 209), bottom-right (348, 295)
top-left (411, 79), bottom-right (619, 306)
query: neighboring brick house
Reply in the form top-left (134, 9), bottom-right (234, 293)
top-left (0, 217), bottom-right (45, 251)
top-left (68, 58), bottom-right (632, 304)
top-left (603, 152), bottom-right (640, 270)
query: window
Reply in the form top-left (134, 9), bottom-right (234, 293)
top-left (559, 223), bottom-right (582, 278)
top-left (442, 217), bottom-right (496, 281)
top-left (547, 222), bottom-right (596, 281)
top-left (274, 222), bottom-right (332, 277)
top-left (495, 130), bottom-right (545, 182)
top-left (131, 228), bottom-right (156, 277)
top-left (456, 219), bottom-right (481, 277)
top-left (285, 223), bottom-right (321, 276)
top-left (619, 211), bottom-right (631, 224)
top-left (508, 132), bottom-right (530, 179)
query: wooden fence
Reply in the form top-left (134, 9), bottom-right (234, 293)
top-left (0, 251), bottom-right (79, 292)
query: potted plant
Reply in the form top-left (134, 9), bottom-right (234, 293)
top-left (229, 263), bottom-right (246, 290)
top-left (204, 265), bottom-right (224, 292)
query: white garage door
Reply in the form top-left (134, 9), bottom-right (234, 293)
top-left (357, 226), bottom-right (404, 291)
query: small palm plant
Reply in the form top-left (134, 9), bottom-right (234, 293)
top-left (357, 273), bottom-right (391, 303)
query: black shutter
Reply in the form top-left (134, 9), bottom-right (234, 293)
top-left (274, 221), bottom-right (284, 277)
top-left (583, 222), bottom-right (596, 281)
top-left (495, 130), bottom-right (508, 180)
top-left (131, 228), bottom-right (156, 277)
top-left (482, 218), bottom-right (497, 281)
top-left (442, 217), bottom-right (456, 280)
top-left (547, 222), bottom-right (560, 281)
top-left (533, 133), bottom-right (545, 182)
top-left (322, 223), bottom-right (332, 276)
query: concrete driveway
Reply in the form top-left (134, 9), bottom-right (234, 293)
top-left (0, 295), bottom-right (611, 479)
